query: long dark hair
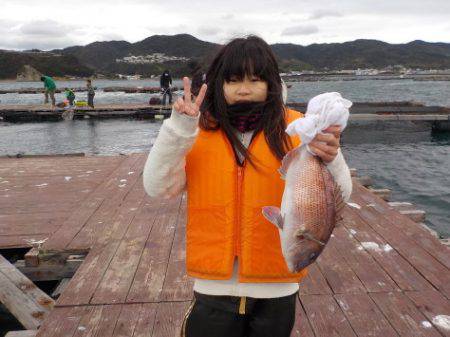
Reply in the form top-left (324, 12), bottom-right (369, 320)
top-left (200, 35), bottom-right (292, 166)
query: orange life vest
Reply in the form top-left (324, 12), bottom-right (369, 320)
top-left (185, 108), bottom-right (308, 282)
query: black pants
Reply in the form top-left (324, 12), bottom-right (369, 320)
top-left (182, 292), bottom-right (297, 337)
top-left (162, 87), bottom-right (172, 105)
top-left (88, 93), bottom-right (95, 108)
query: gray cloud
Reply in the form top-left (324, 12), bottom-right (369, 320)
top-left (19, 20), bottom-right (73, 37)
top-left (221, 14), bottom-right (234, 20)
top-left (282, 24), bottom-right (319, 36)
top-left (1, 0), bottom-right (450, 49)
top-left (0, 20), bottom-right (82, 50)
top-left (197, 26), bottom-right (221, 36)
top-left (309, 9), bottom-right (343, 20)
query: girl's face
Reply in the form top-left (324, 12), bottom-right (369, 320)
top-left (223, 74), bottom-right (268, 105)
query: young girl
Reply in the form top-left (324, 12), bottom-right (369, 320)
top-left (143, 36), bottom-right (352, 337)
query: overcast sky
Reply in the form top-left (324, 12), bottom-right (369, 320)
top-left (1, 0), bottom-right (450, 50)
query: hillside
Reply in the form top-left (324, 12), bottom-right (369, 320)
top-left (1, 35), bottom-right (450, 79)
top-left (0, 50), bottom-right (94, 79)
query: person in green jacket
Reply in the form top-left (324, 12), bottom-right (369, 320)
top-left (40, 75), bottom-right (56, 106)
top-left (64, 88), bottom-right (76, 106)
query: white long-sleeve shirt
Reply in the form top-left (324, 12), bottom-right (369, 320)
top-left (143, 108), bottom-right (352, 298)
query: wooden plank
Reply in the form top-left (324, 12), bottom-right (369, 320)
top-left (342, 206), bottom-right (434, 292)
top-left (351, 187), bottom-right (450, 298)
top-left (298, 263), bottom-right (333, 295)
top-left (66, 154), bottom-right (145, 250)
top-left (90, 197), bottom-right (162, 304)
top-left (355, 182), bottom-right (450, 270)
top-left (0, 254), bottom-right (54, 329)
top-left (370, 292), bottom-right (443, 337)
top-left (55, 242), bottom-right (120, 306)
top-left (42, 155), bottom-right (135, 251)
top-left (159, 197), bottom-right (194, 301)
top-left (51, 278), bottom-right (71, 298)
top-left (131, 303), bottom-right (158, 337)
top-left (300, 294), bottom-right (358, 337)
top-left (331, 224), bottom-right (399, 293)
top-left (35, 306), bottom-right (86, 337)
top-left (111, 303), bottom-right (142, 337)
top-left (334, 293), bottom-right (399, 337)
top-left (290, 296), bottom-right (315, 337)
top-left (151, 302), bottom-right (191, 337)
top-left (94, 168), bottom-right (147, 246)
top-left (405, 290), bottom-right (450, 337)
top-left (68, 305), bottom-right (105, 337)
top-left (126, 196), bottom-right (182, 303)
top-left (315, 239), bottom-right (366, 294)
top-left (72, 304), bottom-right (123, 337)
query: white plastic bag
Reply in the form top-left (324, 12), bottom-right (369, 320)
top-left (286, 92), bottom-right (352, 147)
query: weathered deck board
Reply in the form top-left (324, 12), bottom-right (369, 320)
top-left (370, 292), bottom-right (443, 337)
top-left (90, 197), bottom-right (161, 304)
top-left (354, 182), bottom-right (450, 270)
top-left (126, 195), bottom-right (182, 303)
top-left (334, 293), bottom-right (399, 337)
top-left (342, 206), bottom-right (435, 292)
top-left (330, 225), bottom-right (399, 293)
top-left (1, 154), bottom-right (448, 337)
top-left (43, 154), bottom-right (139, 251)
top-left (0, 155), bottom-right (124, 248)
top-left (159, 197), bottom-right (194, 302)
top-left (405, 290), bottom-right (450, 337)
top-left (351, 185), bottom-right (450, 298)
top-left (300, 294), bottom-right (358, 336)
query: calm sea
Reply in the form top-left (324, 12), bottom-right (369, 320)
top-left (0, 79), bottom-right (449, 238)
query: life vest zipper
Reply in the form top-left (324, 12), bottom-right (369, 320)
top-left (235, 166), bottom-right (243, 256)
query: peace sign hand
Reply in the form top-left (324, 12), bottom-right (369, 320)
top-left (173, 77), bottom-right (207, 117)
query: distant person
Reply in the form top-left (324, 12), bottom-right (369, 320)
top-left (86, 79), bottom-right (95, 108)
top-left (64, 88), bottom-right (75, 106)
top-left (160, 69), bottom-right (172, 105)
top-left (40, 75), bottom-right (56, 107)
top-left (189, 60), bottom-right (206, 98)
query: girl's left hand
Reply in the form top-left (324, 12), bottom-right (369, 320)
top-left (309, 125), bottom-right (341, 163)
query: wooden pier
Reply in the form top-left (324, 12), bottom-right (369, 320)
top-left (0, 153), bottom-right (449, 336)
top-left (0, 104), bottom-right (172, 121)
top-left (1, 102), bottom-right (449, 126)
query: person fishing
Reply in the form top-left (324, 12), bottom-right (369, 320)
top-left (160, 69), bottom-right (173, 105)
top-left (86, 79), bottom-right (95, 108)
top-left (64, 88), bottom-right (75, 106)
top-left (143, 35), bottom-right (352, 337)
top-left (40, 75), bottom-right (56, 107)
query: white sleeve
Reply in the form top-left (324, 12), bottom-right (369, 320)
top-left (325, 148), bottom-right (353, 202)
top-left (143, 108), bottom-right (199, 199)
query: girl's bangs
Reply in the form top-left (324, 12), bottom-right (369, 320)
top-left (221, 43), bottom-right (270, 81)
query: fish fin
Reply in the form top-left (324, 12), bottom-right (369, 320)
top-left (334, 181), bottom-right (345, 227)
top-left (262, 206), bottom-right (284, 230)
top-left (279, 147), bottom-right (302, 179)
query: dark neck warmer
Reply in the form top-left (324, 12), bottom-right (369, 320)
top-left (226, 101), bottom-right (266, 133)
